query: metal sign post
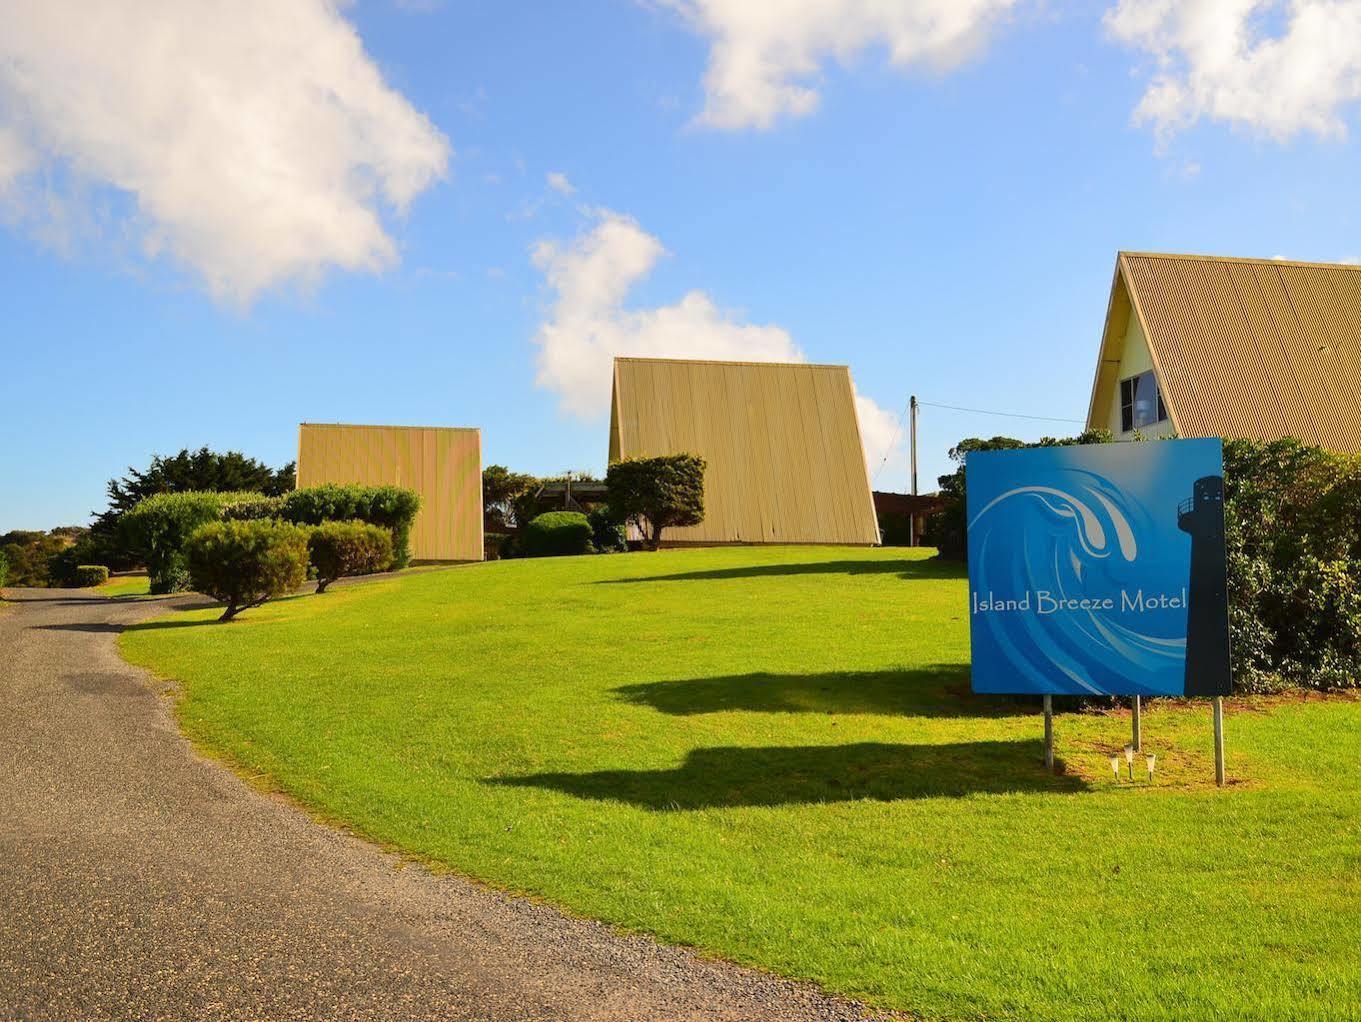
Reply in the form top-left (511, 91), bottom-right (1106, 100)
top-left (1213, 697), bottom-right (1225, 786)
top-left (1132, 695), bottom-right (1142, 751)
top-left (1043, 694), bottom-right (1054, 773)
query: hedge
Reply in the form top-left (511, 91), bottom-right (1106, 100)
top-left (72, 565), bottom-right (110, 587)
top-left (222, 495), bottom-right (285, 521)
top-left (185, 520), bottom-right (309, 621)
top-left (523, 511), bottom-right (594, 557)
top-left (119, 491), bottom-right (261, 594)
top-left (308, 521), bottom-right (393, 593)
top-left (280, 485), bottom-right (420, 569)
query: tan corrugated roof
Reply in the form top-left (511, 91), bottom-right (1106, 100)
top-left (609, 357), bottom-right (880, 545)
top-left (1087, 252), bottom-right (1361, 453)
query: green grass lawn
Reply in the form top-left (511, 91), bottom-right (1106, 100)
top-left (119, 546), bottom-right (1361, 1021)
top-left (97, 575), bottom-right (152, 598)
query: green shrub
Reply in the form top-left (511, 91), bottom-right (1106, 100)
top-left (185, 520), bottom-right (309, 621)
top-left (308, 521), bottom-right (394, 593)
top-left (1220, 438), bottom-right (1361, 693)
top-left (1, 529), bottom-right (82, 587)
top-left (523, 511), bottom-right (594, 557)
top-left (72, 565), bottom-right (110, 587)
top-left (587, 506), bottom-right (627, 553)
top-left (119, 491), bottom-right (259, 594)
top-left (222, 495), bottom-right (285, 521)
top-left (0, 550), bottom-right (8, 589)
top-left (280, 484), bottom-right (420, 569)
top-left (605, 454), bottom-right (706, 550)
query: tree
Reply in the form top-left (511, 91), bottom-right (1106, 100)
top-left (0, 529), bottom-right (83, 587)
top-left (482, 465), bottom-right (538, 531)
top-left (185, 520), bottom-right (309, 622)
top-left (931, 431), bottom-right (1112, 560)
top-left (605, 454), bottom-right (706, 550)
top-left (307, 522), bottom-right (393, 593)
top-left (92, 447), bottom-right (295, 565)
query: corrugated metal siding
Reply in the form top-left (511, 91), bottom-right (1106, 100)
top-left (1102, 253), bottom-right (1361, 453)
top-left (296, 423), bottom-right (483, 561)
top-left (609, 357), bottom-right (880, 545)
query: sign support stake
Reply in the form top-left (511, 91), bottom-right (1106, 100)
top-left (1213, 697), bottom-right (1225, 787)
top-left (1132, 695), bottom-right (1142, 751)
top-left (1043, 694), bottom-right (1054, 773)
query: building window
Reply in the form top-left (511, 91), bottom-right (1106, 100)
top-left (1119, 371), bottom-right (1167, 432)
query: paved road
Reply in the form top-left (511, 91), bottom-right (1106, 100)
top-left (0, 589), bottom-right (883, 1022)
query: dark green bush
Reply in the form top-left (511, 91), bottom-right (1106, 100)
top-left (72, 565), bottom-right (110, 587)
top-left (605, 454), bottom-right (706, 550)
top-left (523, 511), bottom-right (594, 557)
top-left (307, 521), bottom-right (394, 593)
top-left (280, 484), bottom-right (420, 569)
top-left (0, 550), bottom-right (8, 589)
top-left (222, 495), bottom-right (285, 521)
top-left (185, 520), bottom-right (309, 621)
top-left (1220, 438), bottom-right (1361, 693)
top-left (118, 491), bottom-right (259, 594)
top-left (587, 507), bottom-right (627, 553)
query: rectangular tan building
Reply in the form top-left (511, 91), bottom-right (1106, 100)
top-left (297, 423), bottom-right (483, 562)
top-left (609, 357), bottom-right (880, 545)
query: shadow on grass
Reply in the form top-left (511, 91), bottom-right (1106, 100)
top-left (492, 740), bottom-right (1084, 809)
top-left (613, 667), bottom-right (1023, 719)
top-left (597, 558), bottom-right (965, 585)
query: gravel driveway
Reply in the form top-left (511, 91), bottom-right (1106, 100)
top-left (0, 588), bottom-right (887, 1021)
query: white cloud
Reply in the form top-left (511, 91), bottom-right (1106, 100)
top-left (1107, 0), bottom-right (1361, 143)
top-left (546, 171), bottom-right (576, 195)
top-left (664, 0), bottom-right (1018, 130)
top-left (530, 209), bottom-right (901, 469)
top-left (0, 0), bottom-right (449, 302)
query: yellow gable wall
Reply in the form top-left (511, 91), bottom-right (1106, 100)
top-left (1101, 315), bottom-right (1175, 439)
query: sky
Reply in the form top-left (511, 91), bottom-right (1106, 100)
top-left (4, 0), bottom-right (1361, 531)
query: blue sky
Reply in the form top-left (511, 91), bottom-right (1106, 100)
top-left (4, 0), bottom-right (1361, 531)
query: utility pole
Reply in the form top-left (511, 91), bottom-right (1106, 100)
top-left (908, 395), bottom-right (919, 545)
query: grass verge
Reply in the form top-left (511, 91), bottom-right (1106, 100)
top-left (119, 546), bottom-right (1361, 1021)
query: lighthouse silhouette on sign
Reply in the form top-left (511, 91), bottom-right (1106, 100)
top-left (1177, 475), bottom-right (1232, 697)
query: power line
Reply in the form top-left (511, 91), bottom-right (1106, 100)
top-left (869, 397), bottom-right (1087, 488)
top-left (870, 396), bottom-right (912, 482)
top-left (916, 400), bottom-right (1085, 425)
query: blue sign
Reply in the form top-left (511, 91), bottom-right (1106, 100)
top-left (966, 439), bottom-right (1231, 697)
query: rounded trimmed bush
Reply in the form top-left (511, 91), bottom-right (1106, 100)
top-left (119, 491), bottom-right (261, 594)
top-left (308, 521), bottom-right (394, 593)
top-left (523, 511), bottom-right (593, 557)
top-left (185, 520), bottom-right (309, 621)
top-left (72, 565), bottom-right (110, 587)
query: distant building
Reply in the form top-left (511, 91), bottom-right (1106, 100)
top-left (297, 423), bottom-right (483, 562)
top-left (609, 357), bottom-right (880, 545)
top-left (872, 491), bottom-right (947, 546)
top-left (1086, 252), bottom-right (1361, 452)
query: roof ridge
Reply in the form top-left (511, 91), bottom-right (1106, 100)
top-left (1120, 251), bottom-right (1361, 272)
top-left (613, 356), bottom-right (850, 370)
